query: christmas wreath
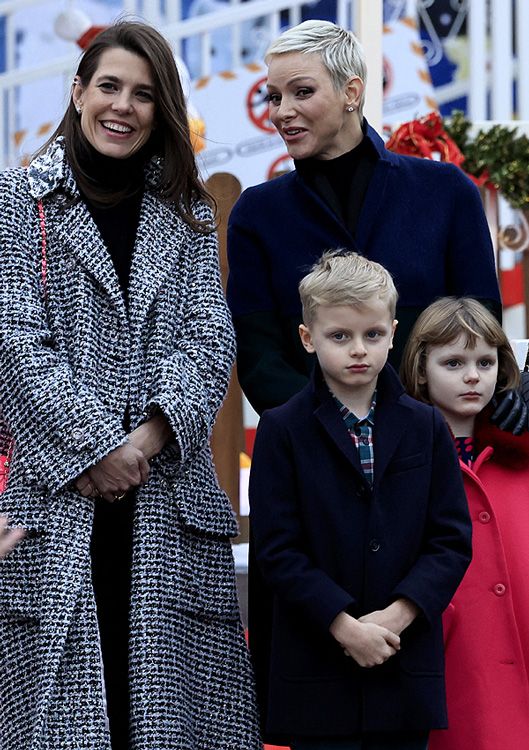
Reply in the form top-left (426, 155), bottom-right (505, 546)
top-left (386, 111), bottom-right (529, 210)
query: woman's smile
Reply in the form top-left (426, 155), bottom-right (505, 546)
top-left (73, 47), bottom-right (156, 159)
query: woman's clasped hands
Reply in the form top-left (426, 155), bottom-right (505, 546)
top-left (76, 442), bottom-right (149, 503)
top-left (75, 414), bottom-right (172, 502)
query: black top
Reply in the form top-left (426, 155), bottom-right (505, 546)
top-left (78, 143), bottom-right (146, 301)
top-left (455, 436), bottom-right (475, 465)
top-left (78, 143), bottom-right (148, 749)
top-left (294, 134), bottom-right (377, 236)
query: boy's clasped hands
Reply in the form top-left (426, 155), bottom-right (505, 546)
top-left (330, 597), bottom-right (420, 668)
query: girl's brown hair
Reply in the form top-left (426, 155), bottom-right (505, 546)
top-left (400, 297), bottom-right (520, 403)
top-left (39, 21), bottom-right (214, 233)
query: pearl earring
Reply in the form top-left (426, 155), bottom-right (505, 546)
top-left (76, 105), bottom-right (82, 115)
top-left (347, 106), bottom-right (355, 112)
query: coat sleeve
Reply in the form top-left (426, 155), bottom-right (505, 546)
top-left (143, 203), bottom-right (236, 465)
top-left (391, 408), bottom-right (472, 624)
top-left (250, 409), bottom-right (355, 633)
top-left (445, 165), bottom-right (501, 318)
top-left (227, 191), bottom-right (309, 414)
top-left (0, 177), bottom-right (127, 494)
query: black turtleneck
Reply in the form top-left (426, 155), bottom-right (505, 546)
top-left (295, 134), bottom-right (377, 237)
top-left (77, 143), bottom-right (146, 302)
top-left (77, 143), bottom-right (148, 750)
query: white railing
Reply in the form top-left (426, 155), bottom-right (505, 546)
top-left (0, 0), bottom-right (358, 169)
top-left (414, 0), bottom-right (529, 122)
top-left (1, 0), bottom-right (528, 169)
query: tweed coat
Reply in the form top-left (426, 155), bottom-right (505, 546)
top-left (0, 139), bottom-right (261, 750)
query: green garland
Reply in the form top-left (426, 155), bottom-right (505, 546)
top-left (445, 111), bottom-right (529, 210)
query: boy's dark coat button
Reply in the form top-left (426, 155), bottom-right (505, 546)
top-left (356, 485), bottom-right (371, 500)
top-left (369, 539), bottom-right (380, 552)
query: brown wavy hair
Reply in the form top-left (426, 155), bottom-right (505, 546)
top-left (400, 297), bottom-right (520, 403)
top-left (40, 20), bottom-right (214, 233)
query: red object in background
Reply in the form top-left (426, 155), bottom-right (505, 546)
top-left (245, 427), bottom-right (257, 458)
top-left (386, 111), bottom-right (490, 188)
top-left (77, 25), bottom-right (106, 49)
top-left (500, 263), bottom-right (525, 307)
top-left (386, 111), bottom-right (464, 164)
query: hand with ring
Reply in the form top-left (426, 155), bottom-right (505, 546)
top-left (85, 442), bottom-right (149, 503)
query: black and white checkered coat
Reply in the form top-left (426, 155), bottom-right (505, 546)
top-left (0, 139), bottom-right (261, 750)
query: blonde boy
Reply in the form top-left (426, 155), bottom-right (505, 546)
top-left (249, 251), bottom-right (472, 750)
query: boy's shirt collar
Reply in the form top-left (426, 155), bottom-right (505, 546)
top-left (333, 391), bottom-right (377, 426)
top-left (333, 391), bottom-right (377, 486)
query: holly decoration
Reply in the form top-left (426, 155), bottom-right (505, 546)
top-left (444, 111), bottom-right (529, 210)
top-left (387, 110), bottom-right (529, 210)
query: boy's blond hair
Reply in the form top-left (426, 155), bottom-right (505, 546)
top-left (298, 250), bottom-right (398, 325)
top-left (400, 297), bottom-right (520, 402)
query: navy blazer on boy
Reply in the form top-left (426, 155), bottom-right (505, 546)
top-left (249, 363), bottom-right (472, 740)
top-left (227, 123), bottom-right (501, 415)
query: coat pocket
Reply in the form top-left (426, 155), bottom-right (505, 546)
top-left (0, 525), bottom-right (46, 622)
top-left (173, 483), bottom-right (239, 539)
top-left (398, 618), bottom-right (444, 676)
top-left (386, 451), bottom-right (427, 475)
top-left (0, 489), bottom-right (49, 622)
top-left (176, 524), bottom-right (240, 620)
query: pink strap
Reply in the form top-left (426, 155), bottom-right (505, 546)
top-left (37, 199), bottom-right (47, 295)
top-left (0, 200), bottom-right (48, 494)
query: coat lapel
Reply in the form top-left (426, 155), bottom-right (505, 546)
top-left (128, 191), bottom-right (185, 327)
top-left (50, 198), bottom-right (127, 320)
top-left (28, 138), bottom-right (127, 321)
top-left (311, 372), bottom-right (365, 481)
top-left (372, 366), bottom-right (410, 487)
top-left (313, 364), bottom-right (412, 490)
top-left (355, 127), bottom-right (393, 252)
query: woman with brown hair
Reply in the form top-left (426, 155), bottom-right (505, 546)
top-left (0, 21), bottom-right (259, 750)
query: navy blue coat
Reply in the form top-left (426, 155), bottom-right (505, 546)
top-left (227, 124), bottom-right (501, 415)
top-left (249, 365), bottom-right (472, 740)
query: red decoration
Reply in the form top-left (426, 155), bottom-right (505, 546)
top-left (77, 25), bottom-right (107, 50)
top-left (386, 111), bottom-right (490, 188)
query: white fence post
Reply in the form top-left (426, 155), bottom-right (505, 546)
top-left (354, 0), bottom-right (382, 132)
top-left (491, 0), bottom-right (513, 119)
top-left (468, 0), bottom-right (487, 120)
top-left (516, 0), bottom-right (529, 120)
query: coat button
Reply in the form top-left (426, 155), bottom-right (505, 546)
top-left (369, 539), bottom-right (380, 552)
top-left (72, 427), bottom-right (84, 443)
top-left (478, 511), bottom-right (491, 523)
top-left (493, 583), bottom-right (506, 596)
top-left (357, 485), bottom-right (370, 500)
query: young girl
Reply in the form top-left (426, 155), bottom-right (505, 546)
top-left (401, 297), bottom-right (529, 750)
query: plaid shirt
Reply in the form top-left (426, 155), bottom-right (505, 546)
top-left (334, 392), bottom-right (377, 486)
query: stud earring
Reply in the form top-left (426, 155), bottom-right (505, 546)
top-left (75, 104), bottom-right (82, 115)
top-left (347, 105), bottom-right (355, 112)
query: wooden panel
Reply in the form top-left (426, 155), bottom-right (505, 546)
top-left (206, 172), bottom-right (249, 540)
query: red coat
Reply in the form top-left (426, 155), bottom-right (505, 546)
top-left (429, 421), bottom-right (529, 750)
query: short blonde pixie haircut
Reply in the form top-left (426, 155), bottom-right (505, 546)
top-left (265, 20), bottom-right (367, 117)
top-left (298, 250), bottom-right (398, 325)
top-left (401, 297), bottom-right (520, 403)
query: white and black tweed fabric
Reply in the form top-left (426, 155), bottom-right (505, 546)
top-left (0, 138), bottom-right (261, 750)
